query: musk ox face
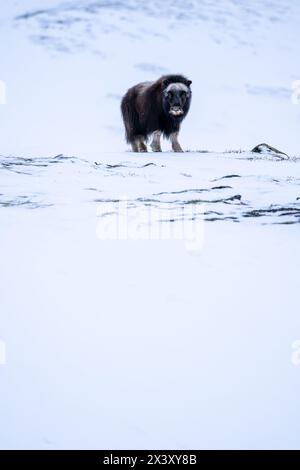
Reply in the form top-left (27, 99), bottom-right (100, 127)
top-left (162, 81), bottom-right (192, 118)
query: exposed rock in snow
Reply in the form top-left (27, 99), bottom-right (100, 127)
top-left (252, 143), bottom-right (289, 159)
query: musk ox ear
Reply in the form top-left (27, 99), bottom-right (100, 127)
top-left (187, 80), bottom-right (192, 86)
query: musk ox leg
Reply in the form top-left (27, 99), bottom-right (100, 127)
top-left (131, 140), bottom-right (139, 152)
top-left (170, 132), bottom-right (184, 153)
top-left (132, 136), bottom-right (147, 152)
top-left (139, 140), bottom-right (148, 152)
top-left (150, 131), bottom-right (162, 152)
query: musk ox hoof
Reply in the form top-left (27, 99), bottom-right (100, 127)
top-left (139, 142), bottom-right (148, 152)
top-left (151, 145), bottom-right (162, 152)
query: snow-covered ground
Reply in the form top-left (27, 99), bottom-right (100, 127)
top-left (0, 0), bottom-right (300, 450)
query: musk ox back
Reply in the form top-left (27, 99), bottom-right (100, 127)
top-left (121, 74), bottom-right (192, 153)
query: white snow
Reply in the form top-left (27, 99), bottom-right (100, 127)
top-left (0, 0), bottom-right (300, 450)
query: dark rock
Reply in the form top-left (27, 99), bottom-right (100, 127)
top-left (251, 143), bottom-right (288, 158)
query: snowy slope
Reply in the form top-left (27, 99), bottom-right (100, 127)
top-left (0, 0), bottom-right (300, 155)
top-left (0, 1), bottom-right (300, 450)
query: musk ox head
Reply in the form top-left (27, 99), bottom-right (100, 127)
top-left (162, 77), bottom-right (192, 119)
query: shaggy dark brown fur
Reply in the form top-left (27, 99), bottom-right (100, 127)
top-left (121, 74), bottom-right (192, 152)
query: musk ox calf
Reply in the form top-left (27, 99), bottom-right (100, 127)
top-left (121, 74), bottom-right (192, 153)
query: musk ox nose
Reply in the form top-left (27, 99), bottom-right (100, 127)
top-left (170, 106), bottom-right (184, 117)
